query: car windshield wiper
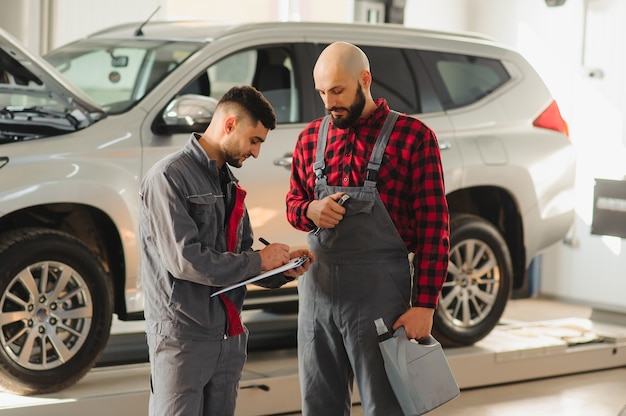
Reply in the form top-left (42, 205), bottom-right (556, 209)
top-left (1, 105), bottom-right (81, 129)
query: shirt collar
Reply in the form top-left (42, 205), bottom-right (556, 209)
top-left (185, 132), bottom-right (219, 177)
top-left (188, 133), bottom-right (238, 183)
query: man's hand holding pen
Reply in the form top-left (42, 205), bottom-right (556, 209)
top-left (258, 238), bottom-right (314, 277)
top-left (258, 238), bottom-right (290, 271)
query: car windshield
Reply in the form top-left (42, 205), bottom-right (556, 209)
top-left (44, 38), bottom-right (202, 114)
top-left (1, 47), bottom-right (95, 143)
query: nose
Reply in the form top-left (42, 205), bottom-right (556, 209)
top-left (324, 95), bottom-right (336, 111)
top-left (250, 145), bottom-right (260, 159)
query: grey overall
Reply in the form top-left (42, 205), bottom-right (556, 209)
top-left (298, 111), bottom-right (411, 415)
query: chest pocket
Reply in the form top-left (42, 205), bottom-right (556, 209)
top-left (188, 193), bottom-right (222, 229)
top-left (343, 198), bottom-right (375, 217)
top-left (321, 186), bottom-right (377, 217)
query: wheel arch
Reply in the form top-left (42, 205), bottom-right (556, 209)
top-left (446, 186), bottom-right (526, 291)
top-left (0, 203), bottom-right (128, 318)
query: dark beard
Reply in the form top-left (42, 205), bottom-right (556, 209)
top-left (226, 158), bottom-right (242, 169)
top-left (223, 140), bottom-right (243, 168)
top-left (226, 155), bottom-right (242, 168)
top-left (330, 86), bottom-right (366, 129)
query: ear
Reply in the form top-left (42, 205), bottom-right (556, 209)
top-left (224, 116), bottom-right (237, 134)
top-left (359, 70), bottom-right (371, 89)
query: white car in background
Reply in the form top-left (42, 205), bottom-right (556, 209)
top-left (0, 20), bottom-right (575, 395)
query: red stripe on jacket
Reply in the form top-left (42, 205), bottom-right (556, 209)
top-left (219, 184), bottom-right (247, 336)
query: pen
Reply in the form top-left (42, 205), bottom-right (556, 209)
top-left (259, 237), bottom-right (271, 246)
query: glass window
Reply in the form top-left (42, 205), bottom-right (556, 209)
top-left (359, 45), bottom-right (419, 114)
top-left (195, 46), bottom-right (300, 124)
top-left (45, 40), bottom-right (201, 114)
top-left (207, 50), bottom-right (257, 98)
top-left (313, 44), bottom-right (419, 115)
top-left (420, 51), bottom-right (510, 110)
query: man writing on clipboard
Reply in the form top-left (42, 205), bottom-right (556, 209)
top-left (139, 86), bottom-right (313, 416)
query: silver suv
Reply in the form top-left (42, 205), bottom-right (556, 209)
top-left (0, 21), bottom-right (575, 394)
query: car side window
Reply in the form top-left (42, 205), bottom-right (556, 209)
top-left (358, 45), bottom-right (419, 115)
top-left (207, 50), bottom-right (257, 98)
top-left (184, 46), bottom-right (300, 124)
top-left (420, 51), bottom-right (510, 110)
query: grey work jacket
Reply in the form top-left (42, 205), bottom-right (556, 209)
top-left (139, 134), bottom-right (290, 340)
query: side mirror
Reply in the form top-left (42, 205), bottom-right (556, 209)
top-left (156, 94), bottom-right (218, 134)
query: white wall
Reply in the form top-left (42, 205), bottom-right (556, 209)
top-left (463, 0), bottom-right (626, 313)
top-left (412, 0), bottom-right (626, 313)
top-left (0, 0), bottom-right (46, 52)
top-left (533, 0), bottom-right (626, 313)
top-left (52, 0), bottom-right (162, 48)
top-left (404, 0), bottom-right (469, 32)
top-left (163, 0), bottom-right (354, 26)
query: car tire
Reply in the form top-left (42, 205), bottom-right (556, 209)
top-left (432, 214), bottom-right (513, 347)
top-left (0, 228), bottom-right (113, 395)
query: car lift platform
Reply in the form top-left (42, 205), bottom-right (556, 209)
top-left (1, 302), bottom-right (625, 416)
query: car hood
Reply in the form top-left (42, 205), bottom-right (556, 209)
top-left (0, 26), bottom-right (104, 117)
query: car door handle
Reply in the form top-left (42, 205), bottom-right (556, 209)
top-left (273, 154), bottom-right (293, 169)
top-left (439, 141), bottom-right (452, 151)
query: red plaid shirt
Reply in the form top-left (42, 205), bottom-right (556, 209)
top-left (286, 99), bottom-right (449, 308)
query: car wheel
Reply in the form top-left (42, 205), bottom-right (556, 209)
top-left (0, 228), bottom-right (113, 395)
top-left (432, 214), bottom-right (513, 347)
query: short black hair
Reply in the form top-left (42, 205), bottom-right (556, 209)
top-left (218, 86), bottom-right (276, 130)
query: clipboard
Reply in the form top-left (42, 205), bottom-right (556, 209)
top-left (210, 255), bottom-right (310, 297)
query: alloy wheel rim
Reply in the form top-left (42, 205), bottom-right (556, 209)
top-left (0, 261), bottom-right (93, 370)
top-left (439, 238), bottom-right (501, 328)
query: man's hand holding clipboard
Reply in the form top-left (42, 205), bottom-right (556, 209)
top-left (257, 237), bottom-right (314, 279)
top-left (211, 239), bottom-right (314, 297)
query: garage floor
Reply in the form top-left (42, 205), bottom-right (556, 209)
top-left (2, 297), bottom-right (624, 416)
top-left (342, 367), bottom-right (626, 416)
top-left (294, 298), bottom-right (626, 416)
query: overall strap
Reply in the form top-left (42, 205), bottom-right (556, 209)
top-left (313, 115), bottom-right (331, 185)
top-left (313, 111), bottom-right (400, 186)
top-left (364, 110), bottom-right (400, 187)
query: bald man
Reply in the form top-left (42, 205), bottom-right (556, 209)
top-left (286, 42), bottom-right (450, 415)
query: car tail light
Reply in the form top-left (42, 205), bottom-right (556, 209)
top-left (533, 100), bottom-right (569, 137)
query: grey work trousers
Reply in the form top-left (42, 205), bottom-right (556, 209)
top-left (298, 258), bottom-right (409, 416)
top-left (147, 330), bottom-right (247, 416)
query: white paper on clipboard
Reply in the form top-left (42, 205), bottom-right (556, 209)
top-left (211, 255), bottom-right (309, 297)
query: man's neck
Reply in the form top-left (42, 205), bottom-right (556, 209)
top-left (360, 99), bottom-right (379, 120)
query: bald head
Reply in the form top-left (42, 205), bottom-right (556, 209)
top-left (312, 42), bottom-right (378, 127)
top-left (314, 41), bottom-right (370, 81)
